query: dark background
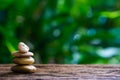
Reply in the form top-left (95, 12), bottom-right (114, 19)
top-left (0, 0), bottom-right (120, 64)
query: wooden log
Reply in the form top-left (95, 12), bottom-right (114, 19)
top-left (0, 64), bottom-right (120, 80)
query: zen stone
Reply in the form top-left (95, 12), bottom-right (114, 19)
top-left (11, 65), bottom-right (37, 73)
top-left (13, 57), bottom-right (34, 65)
top-left (11, 42), bottom-right (36, 73)
top-left (18, 42), bottom-right (29, 53)
top-left (13, 51), bottom-right (33, 57)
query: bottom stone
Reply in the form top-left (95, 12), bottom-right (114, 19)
top-left (11, 65), bottom-right (37, 73)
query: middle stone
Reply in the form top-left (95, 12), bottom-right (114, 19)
top-left (13, 57), bottom-right (34, 65)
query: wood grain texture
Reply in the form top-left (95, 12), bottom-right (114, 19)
top-left (0, 64), bottom-right (120, 80)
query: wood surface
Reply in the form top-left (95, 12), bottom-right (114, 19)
top-left (0, 64), bottom-right (120, 80)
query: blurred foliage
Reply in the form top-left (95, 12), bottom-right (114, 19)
top-left (0, 0), bottom-right (120, 64)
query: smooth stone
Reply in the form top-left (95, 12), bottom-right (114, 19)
top-left (11, 65), bottom-right (37, 73)
top-left (18, 42), bottom-right (29, 53)
top-left (13, 57), bottom-right (34, 65)
top-left (13, 51), bottom-right (33, 57)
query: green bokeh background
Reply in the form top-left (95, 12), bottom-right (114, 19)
top-left (0, 0), bottom-right (120, 64)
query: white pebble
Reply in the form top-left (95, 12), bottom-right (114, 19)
top-left (18, 42), bottom-right (29, 53)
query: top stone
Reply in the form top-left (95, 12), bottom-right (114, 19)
top-left (18, 42), bottom-right (29, 53)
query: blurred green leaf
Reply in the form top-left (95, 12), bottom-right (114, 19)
top-left (101, 11), bottom-right (120, 18)
top-left (0, 0), bottom-right (13, 10)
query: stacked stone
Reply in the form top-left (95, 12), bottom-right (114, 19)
top-left (11, 42), bottom-right (36, 73)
